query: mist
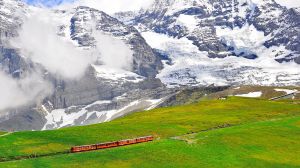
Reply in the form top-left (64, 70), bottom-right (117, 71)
top-left (2, 6), bottom-right (135, 112)
top-left (10, 10), bottom-right (97, 80)
top-left (0, 71), bottom-right (53, 112)
top-left (92, 31), bottom-right (133, 71)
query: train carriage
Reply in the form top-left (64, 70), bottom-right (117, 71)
top-left (71, 136), bottom-right (154, 153)
top-left (128, 139), bottom-right (137, 144)
top-left (71, 144), bottom-right (97, 153)
top-left (118, 140), bottom-right (128, 146)
top-left (96, 143), bottom-right (107, 149)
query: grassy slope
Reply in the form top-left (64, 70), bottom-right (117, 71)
top-left (1, 116), bottom-right (299, 168)
top-left (206, 86), bottom-right (300, 100)
top-left (0, 97), bottom-right (299, 160)
top-left (0, 132), bottom-right (6, 138)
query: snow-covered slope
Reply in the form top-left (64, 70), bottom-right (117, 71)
top-left (125, 0), bottom-right (300, 87)
top-left (274, 0), bottom-right (300, 9)
top-left (0, 0), bottom-right (166, 131)
top-left (142, 30), bottom-right (300, 87)
top-left (42, 95), bottom-right (167, 130)
top-left (0, 0), bottom-right (300, 131)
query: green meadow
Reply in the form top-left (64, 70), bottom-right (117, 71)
top-left (0, 97), bottom-right (299, 167)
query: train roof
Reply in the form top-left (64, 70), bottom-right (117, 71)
top-left (71, 136), bottom-right (153, 148)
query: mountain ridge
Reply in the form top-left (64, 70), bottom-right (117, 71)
top-left (0, 0), bottom-right (167, 131)
top-left (0, 0), bottom-right (299, 131)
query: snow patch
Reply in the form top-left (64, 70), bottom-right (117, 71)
top-left (104, 100), bottom-right (141, 121)
top-left (274, 89), bottom-right (298, 94)
top-left (145, 98), bottom-right (163, 110)
top-left (92, 65), bottom-right (144, 83)
top-left (42, 97), bottom-right (167, 130)
top-left (42, 100), bottom-right (112, 130)
top-left (274, 0), bottom-right (300, 9)
top-left (163, 0), bottom-right (213, 16)
top-left (235, 91), bottom-right (262, 98)
top-left (216, 24), bottom-right (268, 56)
top-left (176, 14), bottom-right (198, 31)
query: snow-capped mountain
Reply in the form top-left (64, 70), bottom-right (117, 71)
top-left (0, 0), bottom-right (299, 131)
top-left (0, 0), bottom-right (167, 131)
top-left (118, 0), bottom-right (300, 86)
top-left (132, 0), bottom-right (300, 61)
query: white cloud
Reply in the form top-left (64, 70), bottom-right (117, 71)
top-left (92, 31), bottom-right (133, 71)
top-left (10, 10), bottom-right (97, 79)
top-left (1, 4), bottom-right (135, 111)
top-left (58, 0), bottom-right (154, 14)
top-left (274, 0), bottom-right (300, 8)
top-left (0, 71), bottom-right (52, 112)
top-left (11, 9), bottom-right (134, 79)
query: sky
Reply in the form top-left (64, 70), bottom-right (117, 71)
top-left (24, 0), bottom-right (154, 13)
top-left (24, 0), bottom-right (300, 9)
top-left (25, 0), bottom-right (74, 7)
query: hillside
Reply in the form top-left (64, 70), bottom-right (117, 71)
top-left (0, 0), bottom-right (299, 167)
top-left (1, 0), bottom-right (300, 131)
top-left (0, 96), bottom-right (299, 167)
top-left (162, 86), bottom-right (300, 106)
top-left (1, 116), bottom-right (299, 167)
top-left (205, 86), bottom-right (300, 100)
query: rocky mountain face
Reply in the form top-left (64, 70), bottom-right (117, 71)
top-left (70, 6), bottom-right (163, 78)
top-left (130, 0), bottom-right (300, 61)
top-left (0, 0), bottom-right (29, 76)
top-left (115, 0), bottom-right (300, 86)
top-left (49, 6), bottom-right (163, 109)
top-left (0, 0), bottom-right (167, 131)
top-left (0, 0), bottom-right (299, 131)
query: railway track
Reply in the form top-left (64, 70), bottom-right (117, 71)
top-left (0, 136), bottom-right (154, 163)
top-left (0, 132), bottom-right (12, 137)
top-left (269, 92), bottom-right (299, 100)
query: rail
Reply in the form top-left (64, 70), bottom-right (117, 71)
top-left (269, 92), bottom-right (298, 101)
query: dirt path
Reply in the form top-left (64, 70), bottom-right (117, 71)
top-left (171, 123), bottom-right (238, 144)
top-left (0, 132), bottom-right (12, 137)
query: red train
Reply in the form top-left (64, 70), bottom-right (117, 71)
top-left (71, 136), bottom-right (154, 153)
